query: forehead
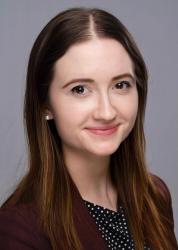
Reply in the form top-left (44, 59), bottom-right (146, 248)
top-left (54, 38), bottom-right (134, 82)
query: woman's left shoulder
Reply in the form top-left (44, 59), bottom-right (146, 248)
top-left (149, 173), bottom-right (174, 224)
top-left (149, 173), bottom-right (178, 248)
top-left (150, 173), bottom-right (172, 203)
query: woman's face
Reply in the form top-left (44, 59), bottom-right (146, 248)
top-left (47, 38), bottom-right (138, 157)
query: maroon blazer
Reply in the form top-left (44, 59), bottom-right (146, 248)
top-left (0, 174), bottom-right (177, 250)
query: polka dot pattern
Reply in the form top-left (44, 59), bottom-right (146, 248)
top-left (83, 200), bottom-right (150, 250)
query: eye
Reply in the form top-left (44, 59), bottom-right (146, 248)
top-left (71, 85), bottom-right (89, 96)
top-left (115, 81), bottom-right (131, 90)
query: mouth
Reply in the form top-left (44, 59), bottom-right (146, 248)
top-left (85, 125), bottom-right (119, 136)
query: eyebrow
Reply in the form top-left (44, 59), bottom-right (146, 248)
top-left (62, 73), bottom-right (136, 88)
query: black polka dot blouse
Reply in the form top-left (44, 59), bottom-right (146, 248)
top-left (83, 199), bottom-right (150, 250)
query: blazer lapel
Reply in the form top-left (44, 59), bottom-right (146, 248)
top-left (70, 178), bottom-right (109, 250)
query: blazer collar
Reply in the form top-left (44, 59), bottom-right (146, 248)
top-left (70, 177), bottom-right (109, 250)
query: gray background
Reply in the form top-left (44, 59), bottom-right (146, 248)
top-left (0, 0), bottom-right (177, 239)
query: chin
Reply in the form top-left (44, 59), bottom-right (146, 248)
top-left (90, 146), bottom-right (119, 157)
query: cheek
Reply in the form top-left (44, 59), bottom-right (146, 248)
top-left (128, 98), bottom-right (138, 125)
top-left (118, 94), bottom-right (138, 139)
top-left (128, 97), bottom-right (138, 120)
top-left (117, 92), bottom-right (138, 122)
top-left (51, 99), bottom-right (89, 134)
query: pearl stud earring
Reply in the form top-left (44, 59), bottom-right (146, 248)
top-left (45, 115), bottom-right (51, 120)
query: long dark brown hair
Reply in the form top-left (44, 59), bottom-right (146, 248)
top-left (2, 7), bottom-right (175, 249)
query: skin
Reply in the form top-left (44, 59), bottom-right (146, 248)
top-left (47, 38), bottom-right (138, 211)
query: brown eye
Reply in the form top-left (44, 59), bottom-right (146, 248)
top-left (71, 85), bottom-right (86, 95)
top-left (115, 81), bottom-right (131, 89)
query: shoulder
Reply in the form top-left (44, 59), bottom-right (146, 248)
top-left (150, 173), bottom-right (172, 202)
top-left (150, 174), bottom-right (178, 248)
top-left (149, 173), bottom-right (174, 225)
top-left (0, 202), bottom-right (51, 250)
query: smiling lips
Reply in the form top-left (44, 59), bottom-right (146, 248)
top-left (86, 125), bottom-right (119, 136)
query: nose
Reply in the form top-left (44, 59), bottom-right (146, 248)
top-left (93, 92), bottom-right (117, 121)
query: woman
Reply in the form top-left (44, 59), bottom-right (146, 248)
top-left (0, 7), bottom-right (177, 250)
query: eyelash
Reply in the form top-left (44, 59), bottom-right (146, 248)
top-left (71, 81), bottom-right (131, 96)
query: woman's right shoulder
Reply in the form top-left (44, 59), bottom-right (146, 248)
top-left (0, 203), bottom-right (51, 250)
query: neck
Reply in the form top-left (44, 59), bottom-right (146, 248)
top-left (63, 146), bottom-right (118, 211)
